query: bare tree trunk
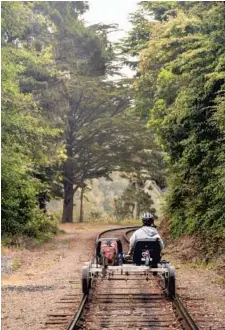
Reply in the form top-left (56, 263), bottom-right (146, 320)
top-left (133, 181), bottom-right (140, 220)
top-left (62, 178), bottom-right (74, 223)
top-left (133, 201), bottom-right (140, 220)
top-left (38, 192), bottom-right (48, 213)
top-left (79, 186), bottom-right (84, 223)
top-left (61, 140), bottom-right (75, 223)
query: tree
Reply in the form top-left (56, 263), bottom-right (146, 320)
top-left (1, 1), bottom-right (168, 236)
top-left (1, 2), bottom-right (58, 237)
top-left (56, 77), bottom-right (130, 223)
top-left (26, 1), bottom-right (164, 224)
top-left (32, 4), bottom-right (130, 222)
top-left (124, 2), bottom-right (225, 239)
top-left (115, 181), bottom-right (156, 220)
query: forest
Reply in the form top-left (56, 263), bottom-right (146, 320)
top-left (2, 2), bottom-right (225, 248)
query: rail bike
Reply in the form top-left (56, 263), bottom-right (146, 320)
top-left (82, 236), bottom-right (176, 299)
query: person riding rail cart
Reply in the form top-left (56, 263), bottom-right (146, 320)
top-left (82, 212), bottom-right (175, 297)
top-left (127, 212), bottom-right (164, 255)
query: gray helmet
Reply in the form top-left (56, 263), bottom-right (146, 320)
top-left (142, 212), bottom-right (154, 226)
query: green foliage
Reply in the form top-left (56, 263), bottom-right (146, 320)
top-left (34, 0), bottom-right (164, 223)
top-left (125, 2), bottom-right (225, 242)
top-left (2, 150), bottom-right (35, 235)
top-left (1, 2), bottom-right (59, 239)
top-left (23, 210), bottom-right (58, 240)
top-left (5, 0), bottom-right (224, 246)
top-left (115, 183), bottom-right (156, 220)
top-left (2, 1), bottom-right (160, 230)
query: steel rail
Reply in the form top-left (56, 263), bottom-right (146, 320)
top-left (124, 228), bottom-right (137, 242)
top-left (96, 225), bottom-right (140, 241)
top-left (67, 294), bottom-right (88, 330)
top-left (124, 228), bottom-right (199, 330)
top-left (173, 296), bottom-right (199, 330)
top-left (67, 226), bottom-right (200, 330)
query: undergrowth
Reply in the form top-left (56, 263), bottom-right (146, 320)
top-left (2, 210), bottom-right (59, 249)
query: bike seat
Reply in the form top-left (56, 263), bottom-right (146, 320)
top-left (133, 239), bottom-right (161, 265)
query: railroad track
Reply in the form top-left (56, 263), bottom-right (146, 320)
top-left (67, 226), bottom-right (200, 330)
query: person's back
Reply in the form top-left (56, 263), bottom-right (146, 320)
top-left (101, 240), bottom-right (117, 265)
top-left (128, 213), bottom-right (164, 254)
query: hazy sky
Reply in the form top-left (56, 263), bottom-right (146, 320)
top-left (83, 1), bottom-right (139, 43)
top-left (83, 1), bottom-right (139, 77)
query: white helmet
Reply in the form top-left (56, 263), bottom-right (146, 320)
top-left (142, 212), bottom-right (154, 226)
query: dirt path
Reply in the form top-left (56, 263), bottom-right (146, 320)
top-left (164, 249), bottom-right (225, 329)
top-left (2, 224), bottom-right (225, 330)
top-left (1, 224), bottom-right (117, 330)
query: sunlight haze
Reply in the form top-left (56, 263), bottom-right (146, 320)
top-left (83, 1), bottom-right (138, 42)
top-left (83, 1), bottom-right (139, 77)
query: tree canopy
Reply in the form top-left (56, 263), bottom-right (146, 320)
top-left (1, 1), bottom-right (162, 237)
top-left (123, 1), bottom-right (225, 240)
top-left (2, 1), bottom-right (224, 246)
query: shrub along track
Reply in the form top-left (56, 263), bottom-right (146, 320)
top-left (67, 227), bottom-right (200, 330)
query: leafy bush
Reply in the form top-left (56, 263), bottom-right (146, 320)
top-left (23, 209), bottom-right (58, 240)
top-left (1, 151), bottom-right (37, 236)
top-left (125, 2), bottom-right (225, 242)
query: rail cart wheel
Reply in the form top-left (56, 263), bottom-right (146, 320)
top-left (82, 266), bottom-right (90, 295)
top-left (167, 265), bottom-right (176, 298)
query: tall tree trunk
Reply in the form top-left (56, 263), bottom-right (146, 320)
top-left (38, 192), bottom-right (48, 213)
top-left (79, 186), bottom-right (84, 223)
top-left (62, 178), bottom-right (74, 223)
top-left (62, 140), bottom-right (74, 223)
top-left (133, 181), bottom-right (140, 220)
top-left (133, 200), bottom-right (140, 220)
